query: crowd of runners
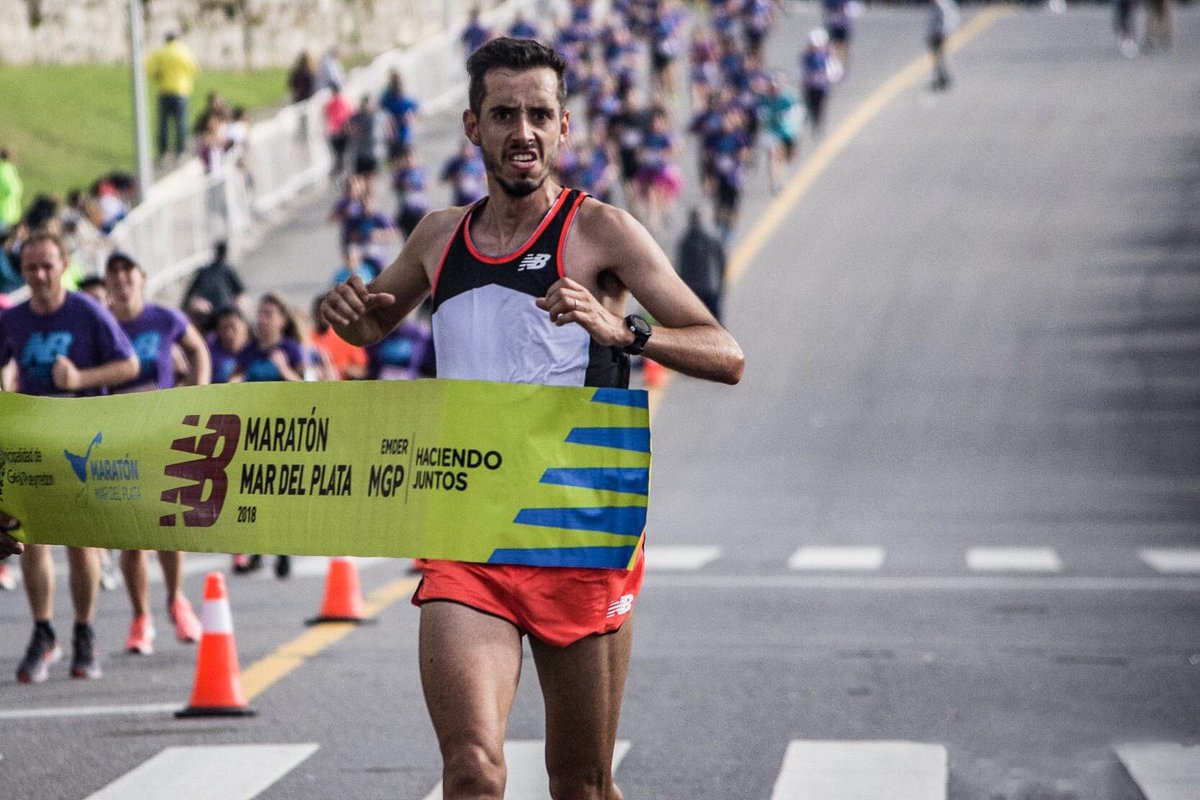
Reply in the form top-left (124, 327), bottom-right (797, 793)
top-left (0, 0), bottom-right (852, 685)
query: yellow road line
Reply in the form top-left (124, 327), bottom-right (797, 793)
top-left (725, 7), bottom-right (1011, 285)
top-left (240, 576), bottom-right (420, 700)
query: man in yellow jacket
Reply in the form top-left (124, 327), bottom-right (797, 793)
top-left (144, 32), bottom-right (198, 162)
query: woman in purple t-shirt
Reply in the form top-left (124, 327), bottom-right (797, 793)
top-left (104, 251), bottom-right (211, 654)
top-left (231, 294), bottom-right (305, 384)
top-left (229, 293), bottom-right (304, 578)
top-left (0, 232), bottom-right (138, 683)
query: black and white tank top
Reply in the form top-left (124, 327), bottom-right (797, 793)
top-left (430, 188), bottom-right (629, 388)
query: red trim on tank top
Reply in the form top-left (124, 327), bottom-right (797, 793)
top-left (462, 189), bottom-right (570, 265)
top-left (555, 192), bottom-right (589, 279)
top-left (430, 203), bottom-right (480, 300)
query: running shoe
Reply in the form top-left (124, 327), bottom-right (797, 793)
top-left (170, 596), bottom-right (202, 643)
top-left (0, 562), bottom-right (18, 591)
top-left (71, 624), bottom-right (102, 679)
top-left (16, 626), bottom-right (62, 684)
top-left (274, 554), bottom-right (291, 580)
top-left (125, 615), bottom-right (156, 655)
top-left (232, 553), bottom-right (263, 574)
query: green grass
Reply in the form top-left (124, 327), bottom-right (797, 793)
top-left (0, 64), bottom-right (287, 204)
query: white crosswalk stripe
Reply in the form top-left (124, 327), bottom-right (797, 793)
top-left (420, 740), bottom-right (631, 800)
top-left (1138, 548), bottom-right (1200, 575)
top-left (1115, 743), bottom-right (1200, 800)
top-left (770, 740), bottom-right (947, 799)
top-left (788, 546), bottom-right (886, 571)
top-left (644, 545), bottom-right (721, 571)
top-left (965, 547), bottom-right (1062, 573)
top-left (83, 743), bottom-right (318, 800)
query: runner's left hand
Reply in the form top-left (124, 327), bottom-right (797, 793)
top-left (536, 277), bottom-right (630, 349)
top-left (52, 355), bottom-right (81, 392)
top-left (0, 512), bottom-right (23, 560)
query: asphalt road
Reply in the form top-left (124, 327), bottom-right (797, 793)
top-left (2, 5), bottom-right (1199, 800)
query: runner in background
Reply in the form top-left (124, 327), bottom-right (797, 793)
top-left (103, 251), bottom-right (210, 654)
top-left (206, 306), bottom-right (250, 384)
top-left (0, 232), bottom-right (138, 683)
top-left (229, 293), bottom-right (306, 578)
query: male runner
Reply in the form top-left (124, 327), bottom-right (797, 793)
top-left (0, 232), bottom-right (139, 682)
top-left (321, 37), bottom-right (743, 799)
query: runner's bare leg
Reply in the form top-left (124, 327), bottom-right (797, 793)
top-left (66, 546), bottom-right (99, 624)
top-left (120, 549), bottom-right (149, 617)
top-left (157, 550), bottom-right (183, 603)
top-left (420, 601), bottom-right (523, 800)
top-left (530, 618), bottom-right (634, 800)
top-left (21, 543), bottom-right (54, 620)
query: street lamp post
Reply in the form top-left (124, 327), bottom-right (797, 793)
top-left (128, 0), bottom-right (154, 202)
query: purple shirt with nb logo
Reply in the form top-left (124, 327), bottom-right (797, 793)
top-left (112, 304), bottom-right (189, 393)
top-left (0, 292), bottom-right (134, 397)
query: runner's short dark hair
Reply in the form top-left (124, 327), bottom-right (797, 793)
top-left (21, 230), bottom-right (69, 262)
top-left (466, 37), bottom-right (567, 117)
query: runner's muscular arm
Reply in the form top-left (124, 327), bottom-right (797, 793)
top-left (544, 202), bottom-right (744, 385)
top-left (321, 208), bottom-right (461, 346)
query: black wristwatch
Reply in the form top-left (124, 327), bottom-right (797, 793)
top-left (622, 314), bottom-right (652, 356)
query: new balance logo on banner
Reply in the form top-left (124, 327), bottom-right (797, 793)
top-left (517, 253), bottom-right (551, 271)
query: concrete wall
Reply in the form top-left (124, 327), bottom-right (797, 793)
top-left (1, 0), bottom-right (495, 67)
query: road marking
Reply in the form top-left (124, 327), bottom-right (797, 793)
top-left (645, 545), bottom-right (721, 571)
top-left (0, 703), bottom-right (180, 721)
top-left (83, 743), bottom-right (318, 800)
top-left (726, 8), bottom-right (1010, 285)
top-left (966, 547), bottom-right (1062, 573)
top-left (1115, 743), bottom-right (1200, 800)
top-left (770, 740), bottom-right (947, 799)
top-left (788, 546), bottom-right (885, 571)
top-left (241, 576), bottom-right (419, 699)
top-left (648, 575), bottom-right (1200, 592)
top-left (1138, 549), bottom-right (1200, 574)
top-left (420, 740), bottom-right (631, 800)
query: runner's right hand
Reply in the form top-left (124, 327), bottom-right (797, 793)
top-left (0, 512), bottom-right (23, 560)
top-left (320, 275), bottom-right (396, 339)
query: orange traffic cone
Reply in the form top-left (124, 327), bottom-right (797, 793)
top-left (306, 557), bottom-right (372, 625)
top-left (176, 572), bottom-right (254, 718)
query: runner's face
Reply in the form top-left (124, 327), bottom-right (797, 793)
top-left (104, 260), bottom-right (144, 304)
top-left (466, 67), bottom-right (568, 198)
top-left (19, 241), bottom-right (65, 305)
top-left (256, 301), bottom-right (285, 341)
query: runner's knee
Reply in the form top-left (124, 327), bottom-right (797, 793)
top-left (547, 764), bottom-right (617, 800)
top-left (441, 740), bottom-right (506, 799)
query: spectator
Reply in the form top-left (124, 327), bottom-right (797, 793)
top-left (144, 32), bottom-right (199, 164)
top-left (182, 241), bottom-right (247, 318)
top-left (315, 46), bottom-right (345, 94)
top-left (323, 83), bottom-right (354, 176)
top-left (0, 148), bottom-right (23, 236)
top-left (288, 50), bottom-right (318, 104)
top-left (676, 207), bottom-right (727, 322)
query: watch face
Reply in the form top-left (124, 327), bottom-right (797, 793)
top-left (630, 315), bottom-right (651, 336)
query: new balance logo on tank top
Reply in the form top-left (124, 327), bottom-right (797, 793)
top-left (430, 188), bottom-right (629, 388)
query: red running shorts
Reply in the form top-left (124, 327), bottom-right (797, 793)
top-left (412, 545), bottom-right (645, 648)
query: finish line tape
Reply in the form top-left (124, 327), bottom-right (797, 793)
top-left (0, 380), bottom-right (649, 570)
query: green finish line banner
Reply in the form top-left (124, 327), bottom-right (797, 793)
top-left (0, 380), bottom-right (650, 570)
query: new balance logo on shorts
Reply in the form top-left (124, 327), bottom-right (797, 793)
top-left (606, 593), bottom-right (635, 619)
top-left (517, 253), bottom-right (551, 271)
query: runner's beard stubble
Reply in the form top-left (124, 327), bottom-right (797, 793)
top-left (484, 150), bottom-right (550, 198)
